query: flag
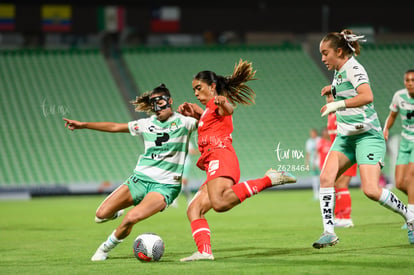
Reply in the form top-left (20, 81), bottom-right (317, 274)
top-left (42, 5), bottom-right (71, 32)
top-left (98, 6), bottom-right (125, 33)
top-left (151, 6), bottom-right (180, 33)
top-left (0, 4), bottom-right (15, 31)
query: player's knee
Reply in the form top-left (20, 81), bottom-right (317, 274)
top-left (210, 199), bottom-right (230, 213)
top-left (361, 185), bottom-right (381, 201)
top-left (95, 216), bottom-right (106, 223)
top-left (319, 172), bottom-right (332, 188)
top-left (395, 177), bottom-right (408, 193)
top-left (94, 209), bottom-right (106, 223)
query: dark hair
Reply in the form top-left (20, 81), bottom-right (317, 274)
top-left (193, 59), bottom-right (257, 105)
top-left (321, 29), bottom-right (363, 57)
top-left (406, 69), bottom-right (414, 74)
top-left (131, 83), bottom-right (171, 113)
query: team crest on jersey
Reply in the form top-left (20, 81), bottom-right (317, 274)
top-left (170, 122), bottom-right (178, 131)
top-left (131, 122), bottom-right (139, 131)
top-left (335, 74), bottom-right (343, 85)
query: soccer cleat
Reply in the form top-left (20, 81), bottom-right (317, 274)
top-left (180, 251), bottom-right (215, 262)
top-left (407, 221), bottom-right (414, 244)
top-left (91, 243), bottom-right (110, 261)
top-left (312, 231), bottom-right (339, 249)
top-left (334, 218), bottom-right (354, 228)
top-left (265, 169), bottom-right (297, 186)
top-left (95, 209), bottom-right (124, 223)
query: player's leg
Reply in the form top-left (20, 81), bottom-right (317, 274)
top-left (394, 138), bottom-right (410, 194)
top-left (334, 172), bottom-right (354, 228)
top-left (94, 184), bottom-right (133, 223)
top-left (357, 133), bottom-right (414, 244)
top-left (180, 185), bottom-right (215, 262)
top-left (313, 150), bottom-right (352, 249)
top-left (203, 147), bottom-right (296, 212)
top-left (359, 163), bottom-right (414, 222)
top-left (92, 191), bottom-right (167, 261)
top-left (404, 162), bottom-right (414, 242)
top-left (395, 164), bottom-right (408, 194)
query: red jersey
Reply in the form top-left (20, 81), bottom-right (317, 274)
top-left (196, 98), bottom-right (240, 184)
top-left (197, 98), bottom-right (233, 154)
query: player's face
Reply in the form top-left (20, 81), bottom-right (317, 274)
top-left (192, 79), bottom-right (215, 105)
top-left (320, 40), bottom-right (342, 71)
top-left (150, 93), bottom-right (173, 122)
top-left (404, 72), bottom-right (414, 96)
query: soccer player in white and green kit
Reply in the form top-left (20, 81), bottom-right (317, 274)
top-left (63, 84), bottom-right (198, 260)
top-left (383, 69), bottom-right (414, 230)
top-left (314, 29), bottom-right (414, 248)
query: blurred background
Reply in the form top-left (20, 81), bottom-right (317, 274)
top-left (1, 0), bottom-right (413, 198)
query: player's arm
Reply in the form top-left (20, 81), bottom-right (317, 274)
top-left (177, 102), bottom-right (203, 120)
top-left (63, 118), bottom-right (129, 133)
top-left (321, 83), bottom-right (373, 117)
top-left (214, 96), bottom-right (233, 116)
top-left (383, 110), bottom-right (398, 141)
top-left (343, 83), bottom-right (373, 108)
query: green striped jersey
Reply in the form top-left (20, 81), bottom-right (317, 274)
top-left (128, 112), bottom-right (197, 184)
top-left (332, 57), bottom-right (382, 136)
top-left (389, 88), bottom-right (414, 141)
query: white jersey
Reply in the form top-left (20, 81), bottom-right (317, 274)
top-left (332, 57), bottom-right (382, 136)
top-left (128, 112), bottom-right (197, 184)
top-left (389, 88), bottom-right (414, 141)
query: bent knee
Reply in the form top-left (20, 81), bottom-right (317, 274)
top-left (210, 200), bottom-right (230, 212)
top-left (362, 186), bottom-right (381, 201)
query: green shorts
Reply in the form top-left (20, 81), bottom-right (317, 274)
top-left (396, 137), bottom-right (414, 165)
top-left (123, 173), bottom-right (181, 206)
top-left (330, 129), bottom-right (385, 167)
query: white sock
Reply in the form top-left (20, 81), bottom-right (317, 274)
top-left (408, 204), bottom-right (414, 214)
top-left (319, 187), bottom-right (335, 234)
top-left (102, 231), bottom-right (123, 252)
top-left (378, 189), bottom-right (414, 221)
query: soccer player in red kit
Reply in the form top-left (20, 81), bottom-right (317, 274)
top-left (177, 60), bottom-right (297, 261)
top-left (327, 112), bottom-right (357, 227)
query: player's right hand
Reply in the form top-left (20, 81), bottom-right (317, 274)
top-left (63, 118), bottom-right (84, 131)
top-left (177, 102), bottom-right (194, 117)
top-left (321, 85), bottom-right (332, 96)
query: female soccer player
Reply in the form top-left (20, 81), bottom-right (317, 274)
top-left (177, 59), bottom-right (297, 261)
top-left (63, 84), bottom-right (198, 261)
top-left (314, 30), bottom-right (414, 248)
top-left (383, 69), bottom-right (414, 225)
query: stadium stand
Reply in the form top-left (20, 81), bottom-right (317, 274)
top-left (1, 43), bottom-right (413, 194)
top-left (0, 49), bottom-right (143, 193)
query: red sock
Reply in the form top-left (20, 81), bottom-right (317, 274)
top-left (191, 219), bottom-right (212, 254)
top-left (335, 188), bottom-right (352, 219)
top-left (231, 177), bottom-right (271, 202)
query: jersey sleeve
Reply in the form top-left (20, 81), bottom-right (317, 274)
top-left (389, 92), bottom-right (399, 113)
top-left (183, 115), bottom-right (198, 132)
top-left (128, 120), bottom-right (143, 136)
top-left (348, 64), bottom-right (369, 89)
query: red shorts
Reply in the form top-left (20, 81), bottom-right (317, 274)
top-left (197, 146), bottom-right (240, 186)
top-left (343, 163), bottom-right (357, 177)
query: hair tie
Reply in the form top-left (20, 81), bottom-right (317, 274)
top-left (340, 32), bottom-right (367, 52)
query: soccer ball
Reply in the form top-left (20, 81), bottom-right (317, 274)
top-left (132, 233), bottom-right (165, 262)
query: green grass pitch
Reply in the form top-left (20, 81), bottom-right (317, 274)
top-left (1, 188), bottom-right (413, 274)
